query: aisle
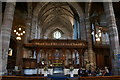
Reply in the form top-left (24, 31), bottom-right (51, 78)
top-left (49, 76), bottom-right (68, 80)
top-left (48, 74), bottom-right (68, 80)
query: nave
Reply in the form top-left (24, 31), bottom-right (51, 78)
top-left (1, 1), bottom-right (120, 80)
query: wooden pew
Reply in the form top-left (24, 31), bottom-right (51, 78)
top-left (66, 76), bottom-right (120, 80)
top-left (1, 76), bottom-right (48, 80)
top-left (66, 77), bottom-right (79, 80)
top-left (80, 76), bottom-right (120, 80)
top-left (2, 76), bottom-right (120, 80)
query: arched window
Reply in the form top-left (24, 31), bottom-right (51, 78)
top-left (53, 30), bottom-right (62, 39)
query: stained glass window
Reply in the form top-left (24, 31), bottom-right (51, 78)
top-left (53, 30), bottom-right (62, 39)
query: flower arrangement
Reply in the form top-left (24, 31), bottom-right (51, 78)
top-left (69, 66), bottom-right (74, 71)
top-left (44, 66), bottom-right (48, 71)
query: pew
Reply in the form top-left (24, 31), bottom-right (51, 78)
top-left (66, 76), bottom-right (120, 80)
top-left (1, 76), bottom-right (48, 80)
top-left (66, 77), bottom-right (79, 80)
top-left (80, 76), bottom-right (120, 80)
top-left (1, 76), bottom-right (120, 80)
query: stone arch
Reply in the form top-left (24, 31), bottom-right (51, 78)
top-left (32, 2), bottom-right (85, 39)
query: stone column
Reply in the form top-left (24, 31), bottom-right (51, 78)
top-left (85, 2), bottom-right (96, 72)
top-left (0, 1), bottom-right (2, 76)
top-left (85, 17), bottom-right (96, 72)
top-left (31, 16), bottom-right (37, 39)
top-left (22, 2), bottom-right (32, 61)
top-left (16, 3), bottom-right (32, 72)
top-left (2, 2), bottom-right (16, 74)
top-left (24, 2), bottom-right (32, 42)
top-left (77, 49), bottom-right (83, 67)
top-left (24, 20), bottom-right (31, 43)
top-left (15, 42), bottom-right (23, 74)
top-left (103, 2), bottom-right (120, 75)
top-left (84, 50), bottom-right (89, 70)
top-left (80, 17), bottom-right (87, 40)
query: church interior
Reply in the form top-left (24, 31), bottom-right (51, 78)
top-left (1, 1), bottom-right (120, 80)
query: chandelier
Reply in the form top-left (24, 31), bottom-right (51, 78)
top-left (95, 27), bottom-right (102, 42)
top-left (13, 25), bottom-right (25, 40)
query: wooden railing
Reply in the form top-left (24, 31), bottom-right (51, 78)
top-left (1, 76), bottom-right (48, 80)
top-left (24, 39), bottom-right (87, 48)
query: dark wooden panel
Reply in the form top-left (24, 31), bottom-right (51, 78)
top-left (23, 58), bottom-right (37, 69)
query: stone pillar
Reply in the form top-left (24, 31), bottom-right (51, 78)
top-left (85, 2), bottom-right (96, 72)
top-left (84, 50), bottom-right (89, 70)
top-left (2, 2), bottom-right (16, 74)
top-left (85, 17), bottom-right (96, 72)
top-left (80, 17), bottom-right (87, 40)
top-left (16, 42), bottom-right (23, 70)
top-left (22, 2), bottom-right (32, 62)
top-left (16, 3), bottom-right (32, 72)
top-left (24, 2), bottom-right (32, 42)
top-left (103, 2), bottom-right (120, 75)
top-left (24, 20), bottom-right (31, 43)
top-left (77, 49), bottom-right (83, 67)
top-left (0, 2), bottom-right (2, 76)
top-left (31, 16), bottom-right (37, 39)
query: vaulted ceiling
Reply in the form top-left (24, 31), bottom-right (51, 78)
top-left (38, 2), bottom-right (74, 33)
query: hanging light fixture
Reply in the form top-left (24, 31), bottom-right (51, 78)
top-left (23, 31), bottom-right (25, 34)
top-left (95, 27), bottom-right (102, 43)
top-left (21, 33), bottom-right (23, 35)
top-left (16, 37), bottom-right (21, 40)
top-left (19, 28), bottom-right (22, 31)
top-left (16, 32), bottom-right (18, 35)
top-left (13, 25), bottom-right (25, 40)
top-left (14, 30), bottom-right (16, 32)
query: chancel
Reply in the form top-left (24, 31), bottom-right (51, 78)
top-left (1, 1), bottom-right (120, 80)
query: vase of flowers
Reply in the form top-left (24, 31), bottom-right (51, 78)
top-left (69, 66), bottom-right (74, 77)
top-left (44, 66), bottom-right (48, 76)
